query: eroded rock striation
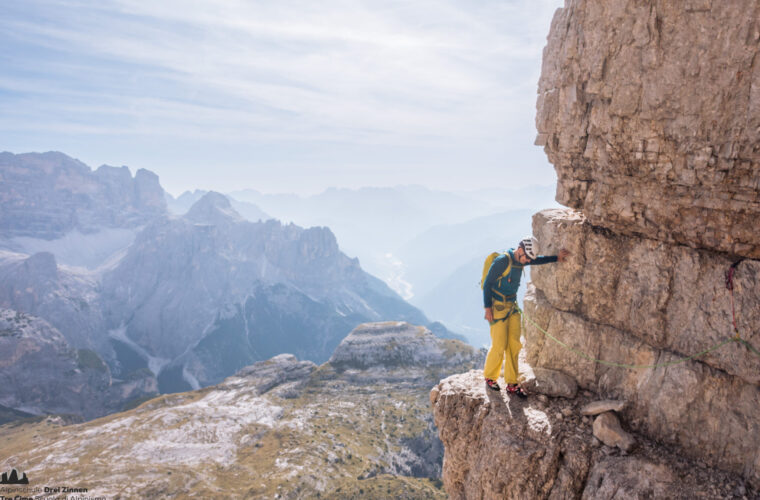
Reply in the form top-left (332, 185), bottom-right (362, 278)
top-left (434, 0), bottom-right (760, 496)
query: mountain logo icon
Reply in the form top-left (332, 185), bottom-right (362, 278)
top-left (0, 468), bottom-right (29, 484)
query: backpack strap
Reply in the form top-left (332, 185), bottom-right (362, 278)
top-left (495, 252), bottom-right (512, 288)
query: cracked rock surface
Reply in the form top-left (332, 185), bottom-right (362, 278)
top-left (536, 0), bottom-right (760, 258)
top-left (431, 370), bottom-right (753, 499)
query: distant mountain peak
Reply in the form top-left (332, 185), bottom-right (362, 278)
top-left (23, 252), bottom-right (59, 281)
top-left (184, 191), bottom-right (245, 225)
top-left (0, 151), bottom-right (167, 239)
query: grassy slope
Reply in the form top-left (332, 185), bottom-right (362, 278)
top-left (0, 363), bottom-right (450, 499)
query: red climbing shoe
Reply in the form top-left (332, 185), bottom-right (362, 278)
top-left (506, 384), bottom-right (528, 398)
top-left (485, 378), bottom-right (501, 391)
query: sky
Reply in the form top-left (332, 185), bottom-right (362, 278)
top-left (0, 0), bottom-right (564, 196)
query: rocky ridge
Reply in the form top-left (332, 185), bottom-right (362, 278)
top-left (0, 251), bottom-right (109, 353)
top-left (0, 176), bottom-right (455, 416)
top-left (1, 322), bottom-right (478, 499)
top-left (0, 151), bottom-right (165, 239)
top-left (101, 192), bottom-right (453, 393)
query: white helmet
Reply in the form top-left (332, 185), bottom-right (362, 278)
top-left (519, 236), bottom-right (539, 260)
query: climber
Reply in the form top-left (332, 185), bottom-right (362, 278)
top-left (482, 236), bottom-right (570, 397)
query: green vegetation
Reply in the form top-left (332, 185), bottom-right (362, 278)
top-left (120, 393), bottom-right (160, 412)
top-left (76, 348), bottom-right (108, 372)
top-left (0, 404), bottom-right (37, 425)
top-left (121, 367), bottom-right (155, 381)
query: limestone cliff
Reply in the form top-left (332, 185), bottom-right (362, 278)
top-left (433, 0), bottom-right (760, 497)
top-left (535, 0), bottom-right (760, 258)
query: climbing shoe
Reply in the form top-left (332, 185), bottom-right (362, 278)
top-left (485, 378), bottom-right (501, 391)
top-left (506, 384), bottom-right (528, 398)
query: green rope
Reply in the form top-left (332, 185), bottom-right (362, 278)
top-left (736, 337), bottom-right (760, 357)
top-left (518, 306), bottom-right (751, 370)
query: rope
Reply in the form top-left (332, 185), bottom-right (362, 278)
top-left (519, 307), bottom-right (741, 369)
top-left (516, 260), bottom-right (760, 368)
top-left (736, 337), bottom-right (760, 357)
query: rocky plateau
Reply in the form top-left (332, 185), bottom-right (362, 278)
top-left (1, 322), bottom-right (479, 499)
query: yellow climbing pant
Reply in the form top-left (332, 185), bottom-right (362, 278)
top-left (483, 302), bottom-right (522, 384)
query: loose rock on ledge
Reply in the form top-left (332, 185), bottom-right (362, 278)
top-left (593, 411), bottom-right (636, 452)
top-left (581, 400), bottom-right (626, 416)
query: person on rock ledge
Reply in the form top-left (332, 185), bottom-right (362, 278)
top-left (482, 236), bottom-right (570, 397)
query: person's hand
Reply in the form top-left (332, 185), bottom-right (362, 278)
top-left (484, 307), bottom-right (493, 323)
top-left (558, 248), bottom-right (571, 262)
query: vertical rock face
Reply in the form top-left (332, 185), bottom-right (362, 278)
top-left (435, 0), bottom-right (760, 496)
top-left (536, 0), bottom-right (760, 258)
top-left (527, 0), bottom-right (760, 489)
top-left (525, 210), bottom-right (760, 488)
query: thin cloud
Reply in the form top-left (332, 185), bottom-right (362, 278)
top-left (0, 0), bottom-right (563, 192)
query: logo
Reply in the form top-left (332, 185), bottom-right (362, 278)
top-left (0, 468), bottom-right (29, 484)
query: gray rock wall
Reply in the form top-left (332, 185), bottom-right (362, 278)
top-left (524, 280), bottom-right (760, 487)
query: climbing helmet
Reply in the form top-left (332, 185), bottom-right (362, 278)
top-left (519, 236), bottom-right (539, 260)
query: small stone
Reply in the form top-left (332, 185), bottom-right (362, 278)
top-left (561, 407), bottom-right (573, 418)
top-left (591, 436), bottom-right (602, 448)
top-left (555, 412), bottom-right (564, 421)
top-left (537, 394), bottom-right (548, 404)
top-left (581, 400), bottom-right (625, 416)
top-left (593, 412), bottom-right (636, 452)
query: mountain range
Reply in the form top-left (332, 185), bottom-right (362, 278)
top-left (168, 183), bottom-right (559, 345)
top-left (0, 151), bottom-right (458, 418)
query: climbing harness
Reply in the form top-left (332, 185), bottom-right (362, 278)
top-left (521, 309), bottom-right (736, 369)
top-left (489, 299), bottom-right (518, 325)
top-left (520, 261), bottom-right (759, 369)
